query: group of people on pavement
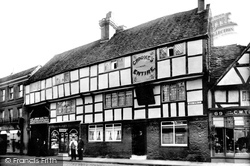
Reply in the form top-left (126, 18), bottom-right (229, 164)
top-left (69, 136), bottom-right (84, 161)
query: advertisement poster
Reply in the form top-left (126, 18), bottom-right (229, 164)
top-left (132, 50), bottom-right (156, 83)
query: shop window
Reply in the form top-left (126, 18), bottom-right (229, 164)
top-left (105, 124), bottom-right (122, 142)
top-left (105, 90), bottom-right (132, 108)
top-left (161, 121), bottom-right (187, 146)
top-left (0, 89), bottom-right (5, 101)
top-left (18, 85), bottom-right (23, 98)
top-left (9, 87), bottom-right (14, 100)
top-left (212, 116), bottom-right (250, 157)
top-left (162, 82), bottom-right (185, 102)
top-left (89, 125), bottom-right (103, 142)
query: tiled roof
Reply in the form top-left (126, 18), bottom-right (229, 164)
top-left (0, 66), bottom-right (39, 84)
top-left (210, 44), bottom-right (246, 85)
top-left (29, 7), bottom-right (209, 82)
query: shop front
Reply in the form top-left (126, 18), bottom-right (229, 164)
top-left (210, 108), bottom-right (250, 163)
top-left (49, 121), bottom-right (80, 155)
top-left (0, 117), bottom-right (24, 154)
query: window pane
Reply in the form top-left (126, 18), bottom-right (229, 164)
top-left (235, 128), bottom-right (248, 154)
top-left (105, 94), bottom-right (111, 108)
top-left (214, 128), bottom-right (224, 155)
top-left (111, 93), bottom-right (118, 107)
top-left (162, 85), bottom-right (170, 102)
top-left (64, 72), bottom-right (70, 82)
top-left (158, 47), bottom-right (168, 59)
top-left (177, 82), bottom-right (185, 100)
top-left (175, 125), bottom-right (187, 144)
top-left (105, 125), bottom-right (113, 141)
top-left (226, 128), bottom-right (234, 154)
top-left (162, 126), bottom-right (173, 144)
top-left (174, 43), bottom-right (186, 56)
top-left (118, 92), bottom-right (125, 106)
top-left (170, 84), bottom-right (177, 101)
top-left (96, 126), bottom-right (103, 141)
top-left (125, 91), bottom-right (132, 106)
top-left (117, 58), bottom-right (124, 68)
top-left (213, 117), bottom-right (224, 127)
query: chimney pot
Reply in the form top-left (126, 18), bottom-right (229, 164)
top-left (198, 0), bottom-right (205, 13)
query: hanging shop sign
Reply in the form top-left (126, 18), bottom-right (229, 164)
top-left (132, 50), bottom-right (156, 83)
top-left (30, 116), bottom-right (49, 124)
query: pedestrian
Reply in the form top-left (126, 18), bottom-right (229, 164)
top-left (35, 138), bottom-right (42, 157)
top-left (69, 136), bottom-right (78, 161)
top-left (77, 138), bottom-right (84, 160)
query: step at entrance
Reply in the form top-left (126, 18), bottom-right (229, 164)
top-left (130, 155), bottom-right (147, 160)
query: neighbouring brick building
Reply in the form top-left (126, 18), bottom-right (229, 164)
top-left (0, 66), bottom-right (40, 154)
top-left (24, 0), bottom-right (212, 161)
top-left (208, 44), bottom-right (250, 163)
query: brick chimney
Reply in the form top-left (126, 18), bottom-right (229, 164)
top-left (198, 0), bottom-right (205, 13)
top-left (99, 11), bottom-right (115, 41)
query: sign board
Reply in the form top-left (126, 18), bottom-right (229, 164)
top-left (30, 116), bottom-right (49, 124)
top-left (132, 50), bottom-right (156, 83)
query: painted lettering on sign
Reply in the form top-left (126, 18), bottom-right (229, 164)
top-left (30, 117), bottom-right (49, 124)
top-left (132, 50), bottom-right (156, 83)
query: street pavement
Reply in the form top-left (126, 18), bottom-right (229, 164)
top-left (0, 154), bottom-right (249, 166)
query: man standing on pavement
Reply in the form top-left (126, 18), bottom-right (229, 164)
top-left (69, 136), bottom-right (78, 161)
top-left (77, 138), bottom-right (84, 160)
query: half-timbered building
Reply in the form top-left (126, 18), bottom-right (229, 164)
top-left (209, 44), bottom-right (250, 163)
top-left (24, 0), bottom-right (212, 161)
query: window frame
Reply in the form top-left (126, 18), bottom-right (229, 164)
top-left (9, 87), bottom-right (14, 100)
top-left (161, 121), bottom-right (188, 147)
top-left (105, 123), bottom-right (122, 142)
top-left (88, 124), bottom-right (103, 142)
top-left (162, 82), bottom-right (186, 103)
top-left (0, 89), bottom-right (5, 102)
top-left (18, 84), bottom-right (23, 98)
top-left (104, 90), bottom-right (133, 109)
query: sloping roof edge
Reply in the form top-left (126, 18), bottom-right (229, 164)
top-left (213, 43), bottom-right (250, 87)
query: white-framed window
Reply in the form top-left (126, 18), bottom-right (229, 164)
top-left (162, 82), bottom-right (185, 102)
top-left (9, 87), bottom-right (14, 100)
top-left (105, 90), bottom-right (132, 109)
top-left (161, 121), bottom-right (188, 146)
top-left (89, 124), bottom-right (103, 142)
top-left (104, 58), bottom-right (124, 72)
top-left (105, 123), bottom-right (122, 142)
top-left (18, 85), bottom-right (23, 98)
top-left (0, 89), bottom-right (5, 102)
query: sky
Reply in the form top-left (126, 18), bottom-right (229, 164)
top-left (0, 0), bottom-right (249, 78)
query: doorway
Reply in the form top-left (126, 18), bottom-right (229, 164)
top-left (132, 122), bottom-right (146, 155)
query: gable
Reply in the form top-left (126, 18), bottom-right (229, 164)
top-left (217, 45), bottom-right (250, 86)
